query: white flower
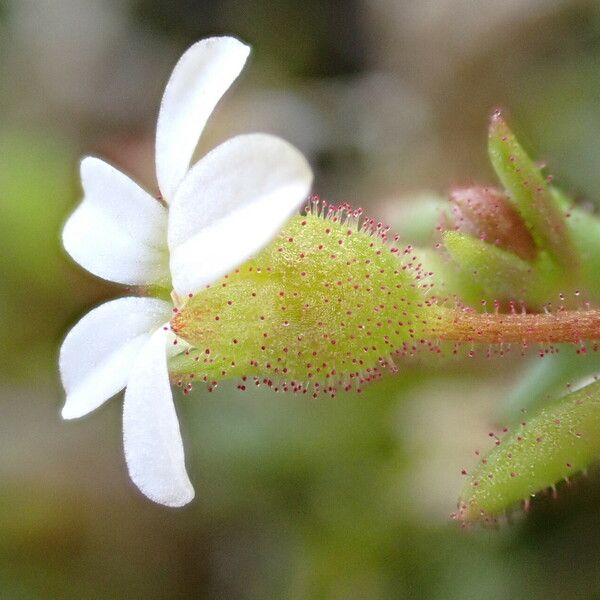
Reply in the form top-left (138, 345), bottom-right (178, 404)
top-left (59, 37), bottom-right (313, 507)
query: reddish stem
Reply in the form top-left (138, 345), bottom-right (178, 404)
top-left (434, 308), bottom-right (600, 344)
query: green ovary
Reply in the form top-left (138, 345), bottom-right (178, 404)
top-left (169, 211), bottom-right (432, 391)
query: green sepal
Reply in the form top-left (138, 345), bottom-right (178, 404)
top-left (169, 212), bottom-right (430, 389)
top-left (411, 246), bottom-right (488, 308)
top-left (443, 231), bottom-right (537, 303)
top-left (488, 113), bottom-right (575, 269)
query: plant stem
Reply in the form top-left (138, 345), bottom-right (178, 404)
top-left (433, 306), bottom-right (600, 344)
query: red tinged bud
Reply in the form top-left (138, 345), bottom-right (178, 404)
top-left (449, 186), bottom-right (537, 261)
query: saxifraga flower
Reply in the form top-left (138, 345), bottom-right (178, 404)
top-left (59, 37), bottom-right (313, 507)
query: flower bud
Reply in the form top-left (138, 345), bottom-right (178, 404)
top-left (449, 185), bottom-right (537, 261)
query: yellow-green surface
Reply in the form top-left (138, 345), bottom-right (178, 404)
top-left (171, 211), bottom-right (427, 391)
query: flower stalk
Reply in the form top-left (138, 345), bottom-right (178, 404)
top-left (428, 306), bottom-right (600, 345)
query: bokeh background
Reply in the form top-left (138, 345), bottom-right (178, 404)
top-left (3, 1), bottom-right (600, 598)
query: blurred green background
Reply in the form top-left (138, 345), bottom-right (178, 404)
top-left (4, 1), bottom-right (600, 598)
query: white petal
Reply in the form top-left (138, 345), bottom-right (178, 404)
top-left (60, 297), bottom-right (172, 419)
top-left (63, 157), bottom-right (169, 286)
top-left (123, 327), bottom-right (195, 507)
top-left (156, 36), bottom-right (250, 201)
top-left (168, 134), bottom-right (313, 295)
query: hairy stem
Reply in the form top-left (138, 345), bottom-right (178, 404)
top-left (433, 307), bottom-right (600, 345)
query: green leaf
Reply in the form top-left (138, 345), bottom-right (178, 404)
top-left (457, 380), bottom-right (600, 522)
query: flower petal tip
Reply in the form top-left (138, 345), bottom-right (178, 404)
top-left (156, 35), bottom-right (252, 201)
top-left (159, 484), bottom-right (196, 508)
top-left (195, 35), bottom-right (250, 59)
top-left (129, 471), bottom-right (196, 508)
top-left (61, 398), bottom-right (84, 420)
